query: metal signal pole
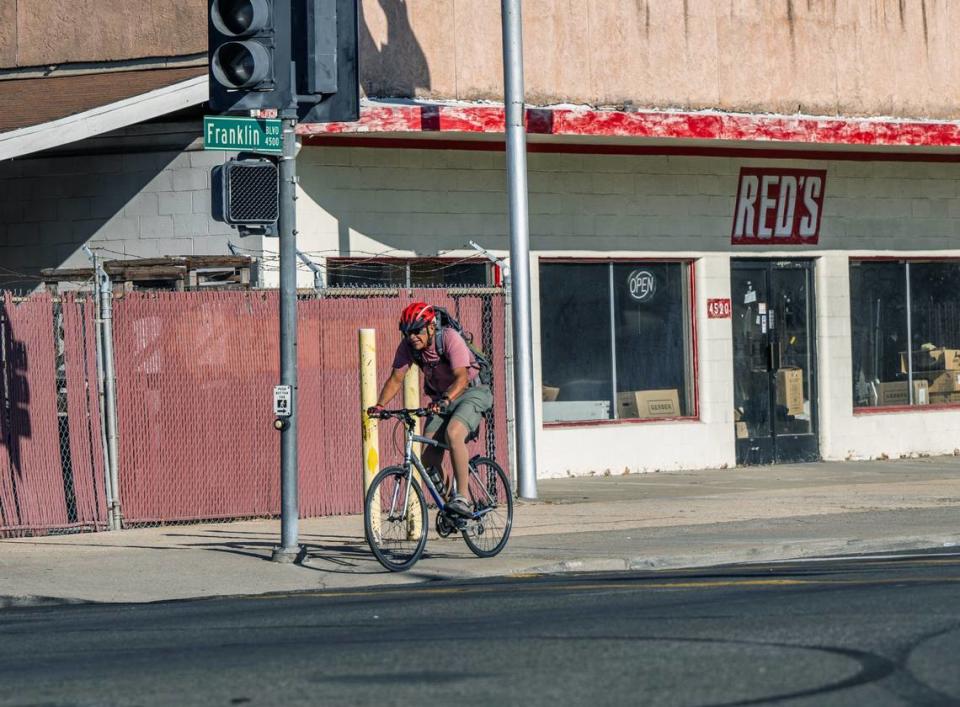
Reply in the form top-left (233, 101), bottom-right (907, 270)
top-left (271, 104), bottom-right (302, 563)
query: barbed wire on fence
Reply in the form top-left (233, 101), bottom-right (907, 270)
top-left (3, 242), bottom-right (504, 296)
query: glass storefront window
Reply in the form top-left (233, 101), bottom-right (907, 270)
top-left (850, 260), bottom-right (960, 409)
top-left (850, 262), bottom-right (908, 407)
top-left (540, 261), bottom-right (695, 423)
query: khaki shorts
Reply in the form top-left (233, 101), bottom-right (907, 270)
top-left (424, 385), bottom-right (493, 440)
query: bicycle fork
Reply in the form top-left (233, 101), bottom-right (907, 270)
top-left (402, 431), bottom-right (424, 541)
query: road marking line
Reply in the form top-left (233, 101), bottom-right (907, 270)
top-left (764, 552), bottom-right (960, 564)
top-left (247, 574), bottom-right (960, 601)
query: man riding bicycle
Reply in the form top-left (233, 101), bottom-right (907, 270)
top-left (367, 302), bottom-right (493, 517)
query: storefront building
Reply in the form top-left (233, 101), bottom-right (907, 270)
top-left (294, 105), bottom-right (960, 477)
top-left (4, 1), bottom-right (960, 480)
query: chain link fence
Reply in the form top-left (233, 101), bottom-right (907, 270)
top-left (111, 286), bottom-right (508, 527)
top-left (1, 292), bottom-right (108, 537)
top-left (2, 286), bottom-right (508, 535)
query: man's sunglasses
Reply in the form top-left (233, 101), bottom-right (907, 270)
top-left (403, 325), bottom-right (427, 337)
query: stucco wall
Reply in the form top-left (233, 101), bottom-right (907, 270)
top-left (1, 0), bottom-right (206, 67)
top-left (360, 0), bottom-right (960, 119)
top-left (0, 0), bottom-right (17, 67)
top-left (3, 1), bottom-right (958, 120)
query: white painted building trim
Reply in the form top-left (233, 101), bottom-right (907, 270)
top-left (0, 75), bottom-right (208, 162)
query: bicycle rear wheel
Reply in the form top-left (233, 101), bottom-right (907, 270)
top-left (364, 466), bottom-right (428, 572)
top-left (461, 457), bottom-right (513, 558)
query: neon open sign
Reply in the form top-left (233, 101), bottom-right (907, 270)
top-left (627, 269), bottom-right (657, 302)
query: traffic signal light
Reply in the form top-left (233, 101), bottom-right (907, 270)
top-left (208, 0), bottom-right (293, 113)
top-left (293, 0), bottom-right (359, 123)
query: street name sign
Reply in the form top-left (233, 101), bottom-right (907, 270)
top-left (204, 116), bottom-right (282, 155)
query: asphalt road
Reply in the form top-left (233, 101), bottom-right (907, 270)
top-left (2, 551), bottom-right (960, 707)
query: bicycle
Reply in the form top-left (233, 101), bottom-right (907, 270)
top-left (364, 408), bottom-right (514, 572)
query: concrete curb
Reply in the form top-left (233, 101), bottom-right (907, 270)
top-left (0, 595), bottom-right (97, 609)
top-left (524, 534), bottom-right (960, 576)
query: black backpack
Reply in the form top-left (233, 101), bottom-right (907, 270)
top-left (413, 306), bottom-right (493, 390)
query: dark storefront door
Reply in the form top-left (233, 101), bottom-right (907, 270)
top-left (731, 260), bottom-right (819, 465)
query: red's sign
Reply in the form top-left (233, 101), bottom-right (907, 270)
top-left (707, 298), bottom-right (731, 319)
top-left (731, 168), bottom-right (826, 245)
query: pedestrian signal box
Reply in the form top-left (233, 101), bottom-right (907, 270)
top-left (212, 157), bottom-right (279, 229)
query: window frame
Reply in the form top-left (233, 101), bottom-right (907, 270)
top-left (851, 256), bottom-right (960, 415)
top-left (325, 256), bottom-right (496, 288)
top-left (539, 257), bottom-right (700, 428)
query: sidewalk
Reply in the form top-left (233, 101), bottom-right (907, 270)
top-left (2, 455), bottom-right (959, 605)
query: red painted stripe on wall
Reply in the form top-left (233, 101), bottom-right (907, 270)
top-left (298, 103), bottom-right (960, 149)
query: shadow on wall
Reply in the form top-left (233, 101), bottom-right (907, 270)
top-left (0, 298), bottom-right (29, 527)
top-left (321, 0), bottom-right (436, 259)
top-left (0, 133), bottom-right (215, 289)
top-left (359, 0), bottom-right (431, 98)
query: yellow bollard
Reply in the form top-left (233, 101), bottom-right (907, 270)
top-left (404, 366), bottom-right (423, 539)
top-left (359, 329), bottom-right (380, 535)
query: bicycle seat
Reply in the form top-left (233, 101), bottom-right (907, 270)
top-left (465, 427), bottom-right (480, 444)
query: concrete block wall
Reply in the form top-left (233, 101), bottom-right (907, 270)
top-left (296, 145), bottom-right (960, 476)
top-left (0, 148), bottom-right (239, 288)
top-left (298, 147), bottom-right (960, 258)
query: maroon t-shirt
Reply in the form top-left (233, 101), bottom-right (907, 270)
top-left (392, 328), bottom-right (478, 398)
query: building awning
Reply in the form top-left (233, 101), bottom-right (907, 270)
top-left (302, 101), bottom-right (960, 161)
top-left (0, 67), bottom-right (206, 161)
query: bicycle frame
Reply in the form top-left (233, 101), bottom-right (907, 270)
top-left (406, 424), bottom-right (448, 508)
top-left (392, 414), bottom-right (496, 522)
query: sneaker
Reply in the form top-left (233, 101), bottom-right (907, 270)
top-left (446, 494), bottom-right (473, 517)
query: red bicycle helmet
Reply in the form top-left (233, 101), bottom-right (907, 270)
top-left (399, 302), bottom-right (435, 334)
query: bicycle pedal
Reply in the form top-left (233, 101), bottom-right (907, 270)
top-left (437, 512), bottom-right (472, 532)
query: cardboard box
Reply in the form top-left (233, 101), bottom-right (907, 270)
top-left (616, 389), bottom-right (680, 418)
top-left (542, 400), bottom-right (610, 422)
top-left (776, 367), bottom-right (805, 416)
top-left (735, 421), bottom-right (749, 439)
top-left (913, 370), bottom-right (960, 394)
top-left (542, 386), bottom-right (560, 402)
top-left (899, 348), bottom-right (960, 373)
top-left (929, 392), bottom-right (960, 405)
top-left (876, 380), bottom-right (929, 406)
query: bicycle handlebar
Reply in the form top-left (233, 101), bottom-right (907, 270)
top-left (372, 407), bottom-right (431, 420)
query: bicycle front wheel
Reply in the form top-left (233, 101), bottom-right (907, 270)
top-left (364, 466), bottom-right (428, 572)
top-left (461, 457), bottom-right (513, 558)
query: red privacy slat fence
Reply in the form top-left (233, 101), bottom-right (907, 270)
top-left (111, 288), bottom-right (508, 525)
top-left (0, 293), bottom-right (108, 536)
top-left (61, 295), bottom-right (109, 526)
top-left (1, 287), bottom-right (507, 533)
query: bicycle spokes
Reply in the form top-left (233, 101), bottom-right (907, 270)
top-left (461, 458), bottom-right (513, 558)
top-left (365, 467), bottom-right (428, 572)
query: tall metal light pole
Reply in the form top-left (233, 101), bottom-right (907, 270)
top-left (501, 0), bottom-right (538, 499)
